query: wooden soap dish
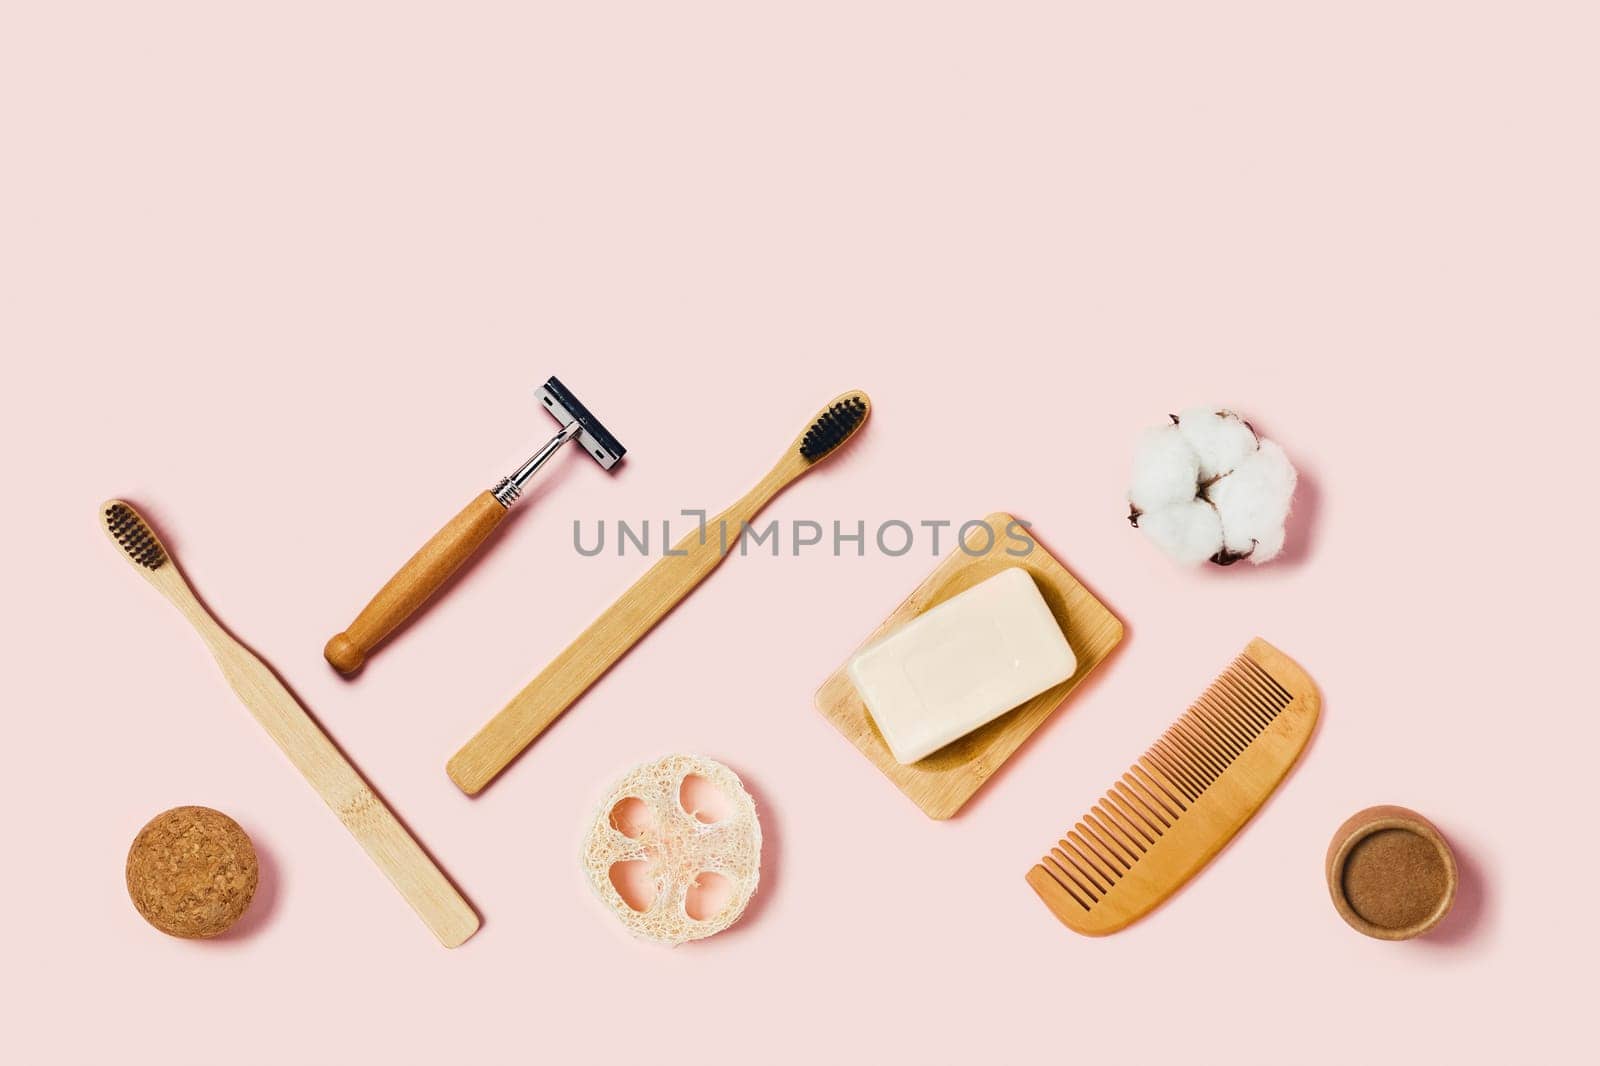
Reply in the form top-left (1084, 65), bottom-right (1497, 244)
top-left (814, 512), bottom-right (1123, 819)
top-left (1326, 805), bottom-right (1458, 940)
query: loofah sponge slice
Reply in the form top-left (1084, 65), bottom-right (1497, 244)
top-left (581, 754), bottom-right (761, 945)
top-left (125, 806), bottom-right (258, 938)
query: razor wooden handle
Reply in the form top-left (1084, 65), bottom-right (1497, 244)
top-left (325, 491), bottom-right (507, 675)
top-left (447, 457), bottom-right (805, 794)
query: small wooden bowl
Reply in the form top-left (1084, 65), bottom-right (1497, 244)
top-left (1326, 804), bottom-right (1457, 940)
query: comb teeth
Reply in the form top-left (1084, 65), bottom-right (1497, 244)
top-left (799, 396), bottom-right (868, 461)
top-left (104, 503), bottom-right (166, 570)
top-left (1036, 652), bottom-right (1294, 912)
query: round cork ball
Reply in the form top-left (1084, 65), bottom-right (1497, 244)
top-left (125, 806), bottom-right (259, 938)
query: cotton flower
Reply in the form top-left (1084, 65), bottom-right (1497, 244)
top-left (1128, 407), bottom-right (1298, 566)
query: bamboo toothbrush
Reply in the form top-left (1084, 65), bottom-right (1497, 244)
top-left (448, 390), bottom-right (872, 795)
top-left (1027, 638), bottom-right (1318, 936)
top-left (101, 500), bottom-right (480, 948)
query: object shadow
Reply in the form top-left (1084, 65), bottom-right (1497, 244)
top-left (336, 445), bottom-right (599, 676)
top-left (710, 762), bottom-right (780, 938)
top-left (1274, 464), bottom-right (1321, 566)
top-left (1419, 831), bottom-right (1490, 948)
top-left (209, 830), bottom-right (280, 943)
top-left (958, 623), bottom-right (1131, 820)
top-left (951, 518), bottom-right (1131, 819)
top-left (1194, 463), bottom-right (1321, 576)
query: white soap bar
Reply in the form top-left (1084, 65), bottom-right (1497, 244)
top-left (848, 567), bottom-right (1077, 765)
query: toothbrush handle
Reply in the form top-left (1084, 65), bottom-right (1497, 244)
top-left (446, 519), bottom-right (732, 794)
top-left (447, 458), bottom-right (803, 794)
top-left (196, 615), bottom-right (480, 947)
top-left (325, 491), bottom-right (507, 675)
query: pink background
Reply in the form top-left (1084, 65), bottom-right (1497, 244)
top-left (4, 3), bottom-right (1594, 1062)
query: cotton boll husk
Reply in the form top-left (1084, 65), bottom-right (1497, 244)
top-left (1129, 425), bottom-right (1200, 512)
top-left (1208, 440), bottom-right (1297, 563)
top-left (1176, 407), bottom-right (1259, 480)
top-left (1138, 500), bottom-right (1224, 565)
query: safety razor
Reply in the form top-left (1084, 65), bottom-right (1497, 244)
top-left (324, 376), bottom-right (627, 675)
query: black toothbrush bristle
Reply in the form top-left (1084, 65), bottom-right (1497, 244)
top-left (799, 396), bottom-right (868, 462)
top-left (105, 503), bottom-right (166, 570)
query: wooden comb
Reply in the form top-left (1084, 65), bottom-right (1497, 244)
top-left (1027, 638), bottom-right (1318, 936)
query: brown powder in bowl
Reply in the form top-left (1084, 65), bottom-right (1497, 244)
top-left (125, 806), bottom-right (259, 938)
top-left (1340, 827), bottom-right (1448, 931)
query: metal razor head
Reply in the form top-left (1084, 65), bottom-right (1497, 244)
top-left (537, 376), bottom-right (627, 470)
